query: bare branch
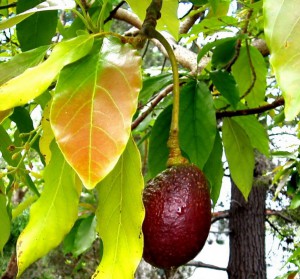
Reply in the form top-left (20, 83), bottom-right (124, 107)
top-left (216, 98), bottom-right (284, 119)
top-left (186, 260), bottom-right (227, 272)
top-left (131, 84), bottom-right (174, 130)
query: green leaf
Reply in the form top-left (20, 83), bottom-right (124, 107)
top-left (180, 81), bottom-right (217, 169)
top-left (0, 34), bottom-right (94, 111)
top-left (290, 192), bottom-right (300, 210)
top-left (16, 0), bottom-right (58, 51)
top-left (93, 137), bottom-right (144, 279)
top-left (126, 0), bottom-right (179, 40)
top-left (16, 141), bottom-right (82, 277)
top-left (264, 0), bottom-right (300, 120)
top-left (232, 46), bottom-right (267, 107)
top-left (139, 73), bottom-right (173, 105)
top-left (50, 38), bottom-right (141, 189)
top-left (148, 82), bottom-right (217, 177)
top-left (63, 215), bottom-right (97, 256)
top-left (233, 115), bottom-right (269, 156)
top-left (0, 193), bottom-right (10, 252)
top-left (210, 70), bottom-right (240, 108)
top-left (211, 37), bottom-right (237, 68)
top-left (222, 117), bottom-right (254, 200)
top-left (203, 131), bottom-right (224, 205)
top-left (0, 0), bottom-right (75, 30)
top-left (148, 105), bottom-right (172, 178)
top-left (208, 0), bottom-right (230, 17)
top-left (0, 45), bottom-right (49, 85)
top-left (197, 36), bottom-right (239, 63)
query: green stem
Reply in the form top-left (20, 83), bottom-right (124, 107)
top-left (150, 30), bottom-right (187, 166)
top-left (12, 195), bottom-right (38, 220)
top-left (140, 0), bottom-right (187, 166)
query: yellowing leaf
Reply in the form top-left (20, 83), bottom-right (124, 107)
top-left (93, 137), bottom-right (144, 279)
top-left (0, 109), bottom-right (13, 124)
top-left (126, 0), bottom-right (179, 40)
top-left (0, 34), bottom-right (94, 111)
top-left (16, 142), bottom-right (81, 277)
top-left (264, 0), bottom-right (300, 120)
top-left (0, 193), bottom-right (10, 252)
top-left (50, 39), bottom-right (142, 189)
top-left (39, 100), bottom-right (54, 164)
top-left (222, 117), bottom-right (254, 200)
top-left (0, 0), bottom-right (75, 30)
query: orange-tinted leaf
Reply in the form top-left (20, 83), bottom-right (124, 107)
top-left (50, 39), bottom-right (142, 189)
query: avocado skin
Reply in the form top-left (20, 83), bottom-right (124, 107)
top-left (142, 164), bottom-right (211, 269)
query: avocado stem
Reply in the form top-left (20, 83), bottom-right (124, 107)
top-left (139, 0), bottom-right (187, 166)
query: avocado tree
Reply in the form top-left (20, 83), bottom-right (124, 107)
top-left (0, 0), bottom-right (300, 278)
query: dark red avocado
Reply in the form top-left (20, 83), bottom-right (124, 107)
top-left (142, 164), bottom-right (211, 269)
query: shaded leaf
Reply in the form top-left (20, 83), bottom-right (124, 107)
top-left (211, 37), bottom-right (238, 68)
top-left (197, 36), bottom-right (239, 63)
top-left (16, 141), bottom-right (81, 276)
top-left (264, 0), bottom-right (300, 120)
top-left (232, 46), bottom-right (267, 107)
top-left (0, 0), bottom-right (75, 30)
top-left (233, 115), bottom-right (269, 156)
top-left (126, 0), bottom-right (179, 40)
top-left (203, 131), bottom-right (224, 205)
top-left (93, 137), bottom-right (144, 279)
top-left (139, 73), bottom-right (173, 105)
top-left (16, 0), bottom-right (57, 51)
top-left (210, 70), bottom-right (240, 108)
top-left (0, 34), bottom-right (94, 111)
top-left (180, 81), bottom-right (216, 169)
top-left (0, 193), bottom-right (10, 252)
top-left (222, 117), bottom-right (254, 200)
top-left (0, 45), bottom-right (49, 85)
top-left (63, 215), bottom-right (97, 257)
top-left (148, 105), bottom-right (172, 178)
top-left (51, 39), bottom-right (141, 189)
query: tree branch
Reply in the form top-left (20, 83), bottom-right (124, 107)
top-left (0, 2), bottom-right (16, 10)
top-left (131, 84), bottom-right (174, 130)
top-left (186, 260), bottom-right (227, 271)
top-left (216, 98), bottom-right (284, 119)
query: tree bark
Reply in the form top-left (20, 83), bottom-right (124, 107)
top-left (227, 155), bottom-right (269, 279)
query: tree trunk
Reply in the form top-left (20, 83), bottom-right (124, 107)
top-left (227, 155), bottom-right (269, 279)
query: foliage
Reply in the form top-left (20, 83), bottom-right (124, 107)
top-left (0, 0), bottom-right (300, 278)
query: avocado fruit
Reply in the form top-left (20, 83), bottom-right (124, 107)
top-left (142, 164), bottom-right (211, 269)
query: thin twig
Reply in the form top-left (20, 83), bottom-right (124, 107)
top-left (186, 260), bottom-right (227, 271)
top-left (216, 98), bottom-right (284, 119)
top-left (131, 84), bottom-right (174, 130)
top-left (0, 2), bottom-right (16, 10)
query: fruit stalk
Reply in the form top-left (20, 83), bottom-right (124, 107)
top-left (140, 0), bottom-right (187, 167)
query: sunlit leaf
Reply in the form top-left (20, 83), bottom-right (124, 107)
top-left (126, 0), bottom-right (179, 40)
top-left (264, 0), bottom-right (300, 120)
top-left (233, 115), bottom-right (269, 156)
top-left (0, 34), bottom-right (94, 111)
top-left (0, 109), bottom-right (13, 124)
top-left (0, 45), bottom-right (49, 85)
top-left (93, 137), bottom-right (144, 279)
top-left (51, 38), bottom-right (142, 189)
top-left (232, 46), bottom-right (267, 107)
top-left (222, 117), bottom-right (254, 200)
top-left (39, 100), bottom-right (54, 164)
top-left (0, 192), bottom-right (10, 252)
top-left (16, 0), bottom-right (57, 51)
top-left (16, 141), bottom-right (81, 276)
top-left (0, 0), bottom-right (75, 30)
